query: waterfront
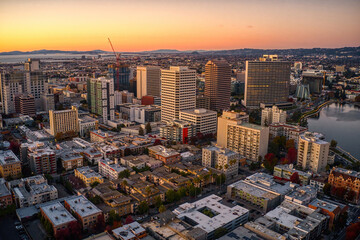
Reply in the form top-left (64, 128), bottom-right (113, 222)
top-left (307, 103), bottom-right (360, 160)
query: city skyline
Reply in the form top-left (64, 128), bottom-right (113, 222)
top-left (1, 0), bottom-right (360, 52)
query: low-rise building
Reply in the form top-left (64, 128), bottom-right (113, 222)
top-left (285, 185), bottom-right (317, 205)
top-left (64, 195), bottom-right (103, 230)
top-left (83, 148), bottom-right (103, 165)
top-left (273, 164), bottom-right (311, 185)
top-left (328, 167), bottom-right (360, 203)
top-left (202, 146), bottom-right (241, 179)
top-left (10, 175), bottom-right (58, 208)
top-left (173, 194), bottom-right (249, 240)
top-left (310, 175), bottom-right (327, 193)
top-left (179, 108), bottom-right (217, 134)
top-left (160, 119), bottom-right (196, 144)
top-left (98, 159), bottom-right (126, 180)
top-left (269, 123), bottom-right (307, 147)
top-left (227, 173), bottom-right (293, 212)
top-left (148, 145), bottom-right (181, 165)
top-left (120, 155), bottom-right (146, 169)
top-left (79, 116), bottom-right (98, 137)
top-left (112, 221), bottom-right (147, 240)
top-left (21, 141), bottom-right (57, 174)
top-left (90, 130), bottom-right (115, 143)
top-left (61, 152), bottom-right (84, 171)
top-left (74, 166), bottom-right (104, 187)
top-left (0, 150), bottom-right (22, 179)
top-left (40, 202), bottom-right (77, 237)
top-left (0, 178), bottom-right (13, 208)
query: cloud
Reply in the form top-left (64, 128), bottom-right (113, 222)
top-left (247, 25), bottom-right (254, 29)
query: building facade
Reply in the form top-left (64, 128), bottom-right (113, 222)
top-left (244, 56), bottom-right (291, 108)
top-left (0, 150), bottom-right (22, 179)
top-left (161, 66), bottom-right (196, 122)
top-left (179, 108), bottom-right (217, 135)
top-left (261, 105), bottom-right (286, 126)
top-left (204, 59), bottom-right (231, 111)
top-left (160, 119), bottom-right (196, 144)
top-left (137, 66), bottom-right (161, 98)
top-left (49, 106), bottom-right (79, 138)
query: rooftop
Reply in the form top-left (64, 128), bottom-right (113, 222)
top-left (244, 172), bottom-right (293, 195)
top-left (309, 198), bottom-right (339, 213)
top-left (41, 202), bottom-right (76, 227)
top-left (65, 195), bottom-right (102, 218)
top-left (148, 145), bottom-right (180, 158)
top-left (76, 166), bottom-right (103, 179)
top-left (0, 150), bottom-right (20, 165)
top-left (173, 194), bottom-right (249, 233)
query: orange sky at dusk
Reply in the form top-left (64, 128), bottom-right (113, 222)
top-left (0, 0), bottom-right (359, 52)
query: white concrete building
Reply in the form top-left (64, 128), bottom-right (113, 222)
top-left (98, 159), bottom-right (126, 180)
top-left (202, 146), bottom-right (240, 179)
top-left (79, 116), bottom-right (98, 137)
top-left (269, 123), bottom-right (307, 147)
top-left (261, 105), bottom-right (287, 126)
top-left (179, 108), bottom-right (217, 134)
top-left (297, 132), bottom-right (330, 173)
top-left (173, 195), bottom-right (249, 239)
top-left (161, 66), bottom-right (196, 122)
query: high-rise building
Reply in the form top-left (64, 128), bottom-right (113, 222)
top-left (202, 146), bottom-right (240, 179)
top-left (205, 59), bottom-right (231, 111)
top-left (244, 56), bottom-right (290, 108)
top-left (179, 108), bottom-right (217, 134)
top-left (217, 111), bottom-right (268, 162)
top-left (161, 66), bottom-right (196, 122)
top-left (160, 119), bottom-right (196, 144)
top-left (297, 132), bottom-right (330, 173)
top-left (14, 94), bottom-right (36, 117)
top-left (87, 77), bottom-right (115, 124)
top-left (0, 59), bottom-right (47, 114)
top-left (261, 105), bottom-right (286, 126)
top-left (41, 93), bottom-right (55, 112)
top-left (49, 106), bottom-right (79, 138)
top-left (108, 64), bottom-right (131, 91)
top-left (136, 66), bottom-right (161, 98)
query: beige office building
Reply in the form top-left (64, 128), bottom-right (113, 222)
top-left (217, 111), bottom-right (268, 162)
top-left (205, 59), bottom-right (231, 111)
top-left (49, 106), bottom-right (79, 137)
top-left (297, 132), bottom-right (330, 173)
top-left (161, 66), bottom-right (196, 122)
top-left (179, 108), bottom-right (217, 134)
top-left (244, 56), bottom-right (291, 108)
top-left (136, 66), bottom-right (161, 98)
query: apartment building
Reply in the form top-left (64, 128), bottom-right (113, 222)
top-left (75, 166), bottom-right (104, 187)
top-left (136, 66), bottom-right (161, 98)
top-left (179, 108), bottom-right (217, 134)
top-left (202, 146), bottom-right (241, 179)
top-left (0, 178), bottom-right (13, 208)
top-left (273, 164), bottom-right (311, 185)
top-left (65, 195), bottom-right (103, 230)
top-left (0, 150), bottom-right (22, 179)
top-left (49, 106), bottom-right (79, 138)
top-left (79, 116), bottom-right (98, 138)
top-left (10, 175), bottom-right (58, 208)
top-left (297, 132), bottom-right (330, 173)
top-left (261, 105), bottom-right (286, 126)
top-left (61, 152), bottom-right (84, 171)
top-left (159, 119), bottom-right (196, 144)
top-left (269, 123), bottom-right (307, 147)
top-left (113, 221), bottom-right (147, 240)
top-left (98, 159), bottom-right (126, 180)
top-left (14, 94), bottom-right (36, 117)
top-left (328, 167), bottom-right (360, 203)
top-left (148, 146), bottom-right (181, 165)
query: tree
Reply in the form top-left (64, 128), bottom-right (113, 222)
top-left (139, 127), bottom-right (144, 136)
top-left (346, 222), bottom-right (360, 240)
top-left (336, 187), bottom-right (346, 199)
top-left (286, 139), bottom-right (295, 150)
top-left (125, 215), bottom-right (134, 224)
top-left (166, 189), bottom-right (176, 203)
top-left (90, 181), bottom-right (100, 188)
top-left (68, 221), bottom-right (82, 240)
top-left (264, 153), bottom-right (278, 173)
top-left (154, 196), bottom-right (163, 208)
top-left (346, 190), bottom-right (356, 202)
top-left (159, 205), bottom-right (166, 213)
top-left (138, 201), bottom-right (149, 214)
top-left (290, 172), bottom-right (301, 184)
top-left (153, 139), bottom-right (162, 146)
top-left (145, 122), bottom-right (152, 134)
top-left (330, 139), bottom-right (338, 148)
top-left (124, 148), bottom-right (131, 156)
top-left (355, 95), bottom-right (360, 102)
top-left (286, 148), bottom-right (297, 164)
top-left (95, 214), bottom-right (105, 232)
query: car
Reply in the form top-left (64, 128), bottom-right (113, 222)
top-left (14, 221), bottom-right (21, 226)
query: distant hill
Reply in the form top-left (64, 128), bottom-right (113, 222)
top-left (1, 47), bottom-right (359, 56)
top-left (0, 49), bottom-right (108, 55)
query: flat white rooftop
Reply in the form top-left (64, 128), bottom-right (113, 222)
top-left (173, 194), bottom-right (249, 233)
top-left (65, 195), bottom-right (102, 218)
top-left (41, 202), bottom-right (76, 227)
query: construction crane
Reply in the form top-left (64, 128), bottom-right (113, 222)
top-left (108, 37), bottom-right (120, 88)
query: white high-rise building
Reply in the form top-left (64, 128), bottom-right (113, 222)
top-left (297, 132), bottom-right (330, 173)
top-left (161, 66), bottom-right (196, 122)
top-left (136, 66), bottom-right (161, 98)
top-left (179, 108), bottom-right (217, 134)
top-left (261, 105), bottom-right (287, 126)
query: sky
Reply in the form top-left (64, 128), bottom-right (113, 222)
top-left (0, 0), bottom-right (359, 52)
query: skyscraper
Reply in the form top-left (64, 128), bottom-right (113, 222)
top-left (15, 94), bottom-right (36, 117)
top-left (108, 64), bottom-right (131, 91)
top-left (205, 59), bottom-right (231, 111)
top-left (244, 56), bottom-right (290, 108)
top-left (136, 66), bottom-right (161, 98)
top-left (87, 77), bottom-right (115, 124)
top-left (160, 66), bottom-right (196, 122)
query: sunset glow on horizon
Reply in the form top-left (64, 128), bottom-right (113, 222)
top-left (0, 0), bottom-right (359, 52)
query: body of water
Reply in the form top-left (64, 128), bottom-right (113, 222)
top-left (0, 53), bottom-right (106, 63)
top-left (307, 103), bottom-right (360, 159)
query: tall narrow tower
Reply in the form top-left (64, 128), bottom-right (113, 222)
top-left (205, 59), bottom-right (231, 111)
